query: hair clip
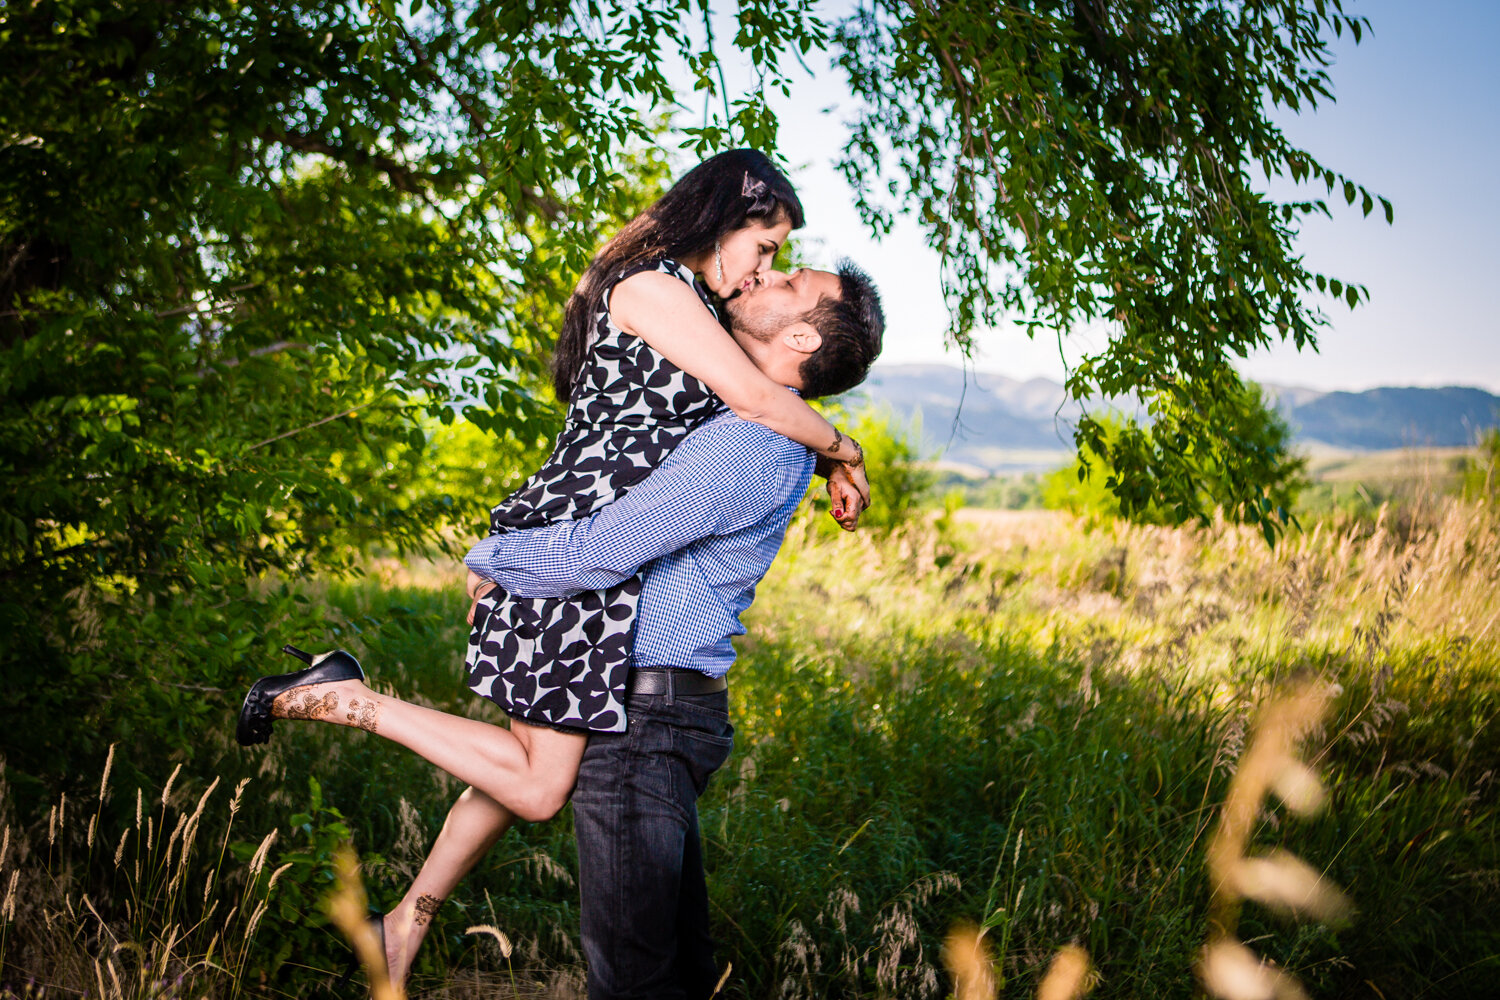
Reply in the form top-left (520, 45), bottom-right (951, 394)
top-left (742, 171), bottom-right (769, 199)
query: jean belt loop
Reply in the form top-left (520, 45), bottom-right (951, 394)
top-left (665, 669), bottom-right (676, 706)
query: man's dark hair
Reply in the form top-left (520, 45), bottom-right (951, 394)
top-left (798, 260), bottom-right (884, 399)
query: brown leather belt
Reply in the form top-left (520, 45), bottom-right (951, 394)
top-left (627, 668), bottom-right (728, 697)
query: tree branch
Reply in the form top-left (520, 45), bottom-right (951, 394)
top-left (396, 25), bottom-right (493, 166)
top-left (392, 21), bottom-right (569, 224)
top-left (196, 340), bottom-right (308, 376)
top-left (155, 282), bottom-right (260, 318)
top-left (259, 128), bottom-right (425, 193)
top-left (246, 400), bottom-right (377, 452)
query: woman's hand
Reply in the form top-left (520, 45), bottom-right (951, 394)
top-left (466, 569), bottom-right (498, 626)
top-left (836, 437), bottom-right (870, 502)
top-left (826, 461), bottom-right (870, 531)
top-left (466, 569), bottom-right (492, 600)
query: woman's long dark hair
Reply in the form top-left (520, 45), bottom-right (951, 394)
top-left (551, 148), bottom-right (804, 401)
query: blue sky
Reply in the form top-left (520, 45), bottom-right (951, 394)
top-left (711, 0), bottom-right (1500, 392)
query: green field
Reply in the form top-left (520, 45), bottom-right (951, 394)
top-left (1297, 447), bottom-right (1473, 515)
top-left (3, 500), bottom-right (1497, 998)
top-left (940, 445), bottom-right (1485, 521)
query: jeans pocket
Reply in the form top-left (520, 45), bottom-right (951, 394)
top-left (678, 724), bottom-right (734, 796)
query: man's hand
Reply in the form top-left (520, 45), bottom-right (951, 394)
top-left (826, 462), bottom-right (869, 531)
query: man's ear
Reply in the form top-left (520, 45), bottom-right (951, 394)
top-left (779, 321), bottom-right (822, 356)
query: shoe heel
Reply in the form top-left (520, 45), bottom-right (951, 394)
top-left (335, 910), bottom-right (387, 992)
top-left (236, 646), bottom-right (366, 747)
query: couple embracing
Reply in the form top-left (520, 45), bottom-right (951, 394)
top-left (236, 149), bottom-right (886, 999)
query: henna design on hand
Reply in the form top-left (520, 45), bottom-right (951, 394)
top-left (275, 689), bottom-right (339, 722)
top-left (843, 436), bottom-right (864, 468)
top-left (413, 893), bottom-right (443, 926)
top-left (345, 696), bottom-right (380, 734)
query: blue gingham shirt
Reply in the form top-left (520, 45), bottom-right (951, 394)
top-left (464, 408), bottom-right (816, 677)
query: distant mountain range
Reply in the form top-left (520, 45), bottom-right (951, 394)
top-left (854, 364), bottom-right (1500, 474)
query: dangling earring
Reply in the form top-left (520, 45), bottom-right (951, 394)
top-left (714, 241), bottom-right (724, 283)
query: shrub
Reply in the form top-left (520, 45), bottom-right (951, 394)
top-left (804, 405), bottom-right (935, 532)
top-left (1462, 428), bottom-right (1500, 500)
top-left (1048, 381), bottom-right (1306, 540)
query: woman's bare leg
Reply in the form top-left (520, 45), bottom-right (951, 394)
top-left (383, 785), bottom-right (515, 986)
top-left (271, 681), bottom-right (586, 822)
top-left (268, 666), bottom-right (585, 981)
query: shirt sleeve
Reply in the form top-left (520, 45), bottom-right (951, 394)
top-left (466, 421), bottom-right (795, 598)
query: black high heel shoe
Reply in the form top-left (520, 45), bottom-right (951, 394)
top-left (236, 644), bottom-right (366, 746)
top-left (334, 910), bottom-right (388, 992)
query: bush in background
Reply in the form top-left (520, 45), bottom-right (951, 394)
top-left (804, 405), bottom-right (934, 532)
top-left (1047, 382), bottom-right (1306, 540)
top-left (1462, 428), bottom-right (1500, 501)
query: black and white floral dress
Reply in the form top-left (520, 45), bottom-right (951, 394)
top-left (465, 259), bottom-right (725, 732)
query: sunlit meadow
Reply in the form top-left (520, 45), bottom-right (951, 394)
top-left (3, 495), bottom-right (1496, 998)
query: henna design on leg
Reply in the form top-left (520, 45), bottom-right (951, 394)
top-left (413, 893), bottom-right (442, 926)
top-left (345, 696), bottom-right (380, 734)
top-left (274, 688), bottom-right (340, 722)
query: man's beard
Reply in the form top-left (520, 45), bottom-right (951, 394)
top-left (726, 295), bottom-right (788, 344)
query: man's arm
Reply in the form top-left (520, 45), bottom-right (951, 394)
top-left (466, 420), bottom-right (798, 599)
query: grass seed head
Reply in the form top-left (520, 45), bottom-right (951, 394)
top-left (265, 862), bottom-right (293, 893)
top-left (99, 744), bottom-right (116, 803)
top-left (229, 778), bottom-right (250, 817)
top-left (246, 829), bottom-right (277, 878)
top-left (323, 846), bottom-right (402, 1000)
top-left (941, 922), bottom-right (995, 1000)
top-left (189, 776), bottom-right (220, 824)
top-left (1199, 940), bottom-right (1308, 1000)
top-left (1269, 761), bottom-right (1325, 816)
top-left (1036, 945), bottom-right (1093, 1000)
top-left (105, 956), bottom-right (122, 1000)
top-left (466, 924), bottom-right (514, 959)
top-left (242, 899), bottom-right (269, 945)
top-left (164, 812), bottom-right (187, 873)
top-left (1231, 851), bottom-right (1352, 925)
top-left (161, 762), bottom-right (183, 808)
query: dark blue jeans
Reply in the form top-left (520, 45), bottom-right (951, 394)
top-left (572, 687), bottom-right (734, 1000)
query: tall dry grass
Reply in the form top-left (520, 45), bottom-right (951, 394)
top-left (950, 496), bottom-right (1500, 660)
top-left (0, 753), bottom-right (285, 1000)
top-left (1197, 681), bottom-right (1349, 1000)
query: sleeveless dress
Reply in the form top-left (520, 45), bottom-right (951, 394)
top-left (464, 260), bottom-right (725, 733)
